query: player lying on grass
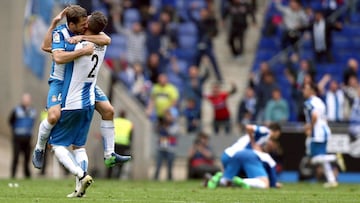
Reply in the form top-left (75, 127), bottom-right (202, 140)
top-left (32, 5), bottom-right (130, 171)
top-left (205, 139), bottom-right (281, 189)
top-left (204, 123), bottom-right (282, 189)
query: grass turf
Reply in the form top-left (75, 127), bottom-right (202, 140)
top-left (0, 178), bottom-right (359, 203)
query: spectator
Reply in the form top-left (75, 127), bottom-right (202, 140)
top-left (107, 110), bottom-right (133, 179)
top-left (300, 10), bottom-right (342, 63)
top-left (179, 65), bottom-right (210, 114)
top-left (343, 75), bottom-right (359, 107)
top-left (237, 86), bottom-right (257, 132)
top-left (322, 79), bottom-right (348, 122)
top-left (249, 61), bottom-right (270, 89)
top-left (158, 10), bottom-right (177, 48)
top-left (146, 74), bottom-right (179, 121)
top-left (222, 0), bottom-right (256, 58)
top-left (204, 82), bottom-right (237, 135)
top-left (188, 4), bottom-right (223, 81)
top-left (343, 58), bottom-right (358, 86)
top-left (255, 71), bottom-right (279, 122)
top-left (131, 63), bottom-right (152, 106)
top-left (117, 59), bottom-right (135, 90)
top-left (321, 0), bottom-right (344, 18)
top-left (349, 86), bottom-right (360, 139)
top-left (8, 93), bottom-right (37, 178)
top-left (264, 88), bottom-right (290, 124)
top-left (115, 21), bottom-right (147, 65)
top-left (188, 132), bottom-right (220, 179)
top-left (153, 108), bottom-right (179, 180)
top-left (146, 52), bottom-right (163, 84)
top-left (274, 0), bottom-right (308, 52)
top-left (183, 98), bottom-right (202, 133)
top-left (146, 21), bottom-right (168, 57)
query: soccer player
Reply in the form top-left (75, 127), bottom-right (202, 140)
top-left (224, 123), bottom-right (281, 154)
top-left (302, 83), bottom-right (338, 188)
top-left (205, 123), bottom-right (281, 189)
top-left (32, 6), bottom-right (130, 170)
top-left (207, 148), bottom-right (278, 189)
top-left (49, 11), bottom-right (109, 197)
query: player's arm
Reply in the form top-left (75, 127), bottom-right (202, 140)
top-left (52, 43), bottom-right (94, 64)
top-left (246, 124), bottom-right (258, 148)
top-left (67, 32), bottom-right (111, 46)
top-left (310, 112), bottom-right (318, 128)
top-left (41, 7), bottom-right (68, 53)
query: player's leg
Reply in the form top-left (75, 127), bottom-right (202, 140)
top-left (94, 86), bottom-right (131, 167)
top-left (67, 147), bottom-right (89, 198)
top-left (32, 80), bottom-right (63, 169)
top-left (218, 154), bottom-right (242, 187)
top-left (310, 141), bottom-right (338, 187)
top-left (233, 150), bottom-right (269, 189)
top-left (50, 108), bottom-right (94, 197)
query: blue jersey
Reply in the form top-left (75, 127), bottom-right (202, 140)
top-left (50, 24), bottom-right (76, 81)
top-left (221, 149), bottom-right (268, 184)
top-left (224, 125), bottom-right (271, 157)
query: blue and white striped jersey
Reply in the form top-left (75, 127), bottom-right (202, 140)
top-left (50, 24), bottom-right (76, 81)
top-left (224, 125), bottom-right (271, 157)
top-left (304, 95), bottom-right (331, 143)
top-left (61, 41), bottom-right (107, 110)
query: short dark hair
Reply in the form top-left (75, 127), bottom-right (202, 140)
top-left (268, 122), bottom-right (281, 132)
top-left (66, 5), bottom-right (87, 25)
top-left (306, 82), bottom-right (319, 95)
top-left (87, 11), bottom-right (108, 34)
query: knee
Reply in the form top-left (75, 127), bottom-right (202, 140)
top-left (96, 101), bottom-right (114, 120)
top-left (47, 107), bottom-right (61, 125)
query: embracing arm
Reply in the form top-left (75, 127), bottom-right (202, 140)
top-left (52, 43), bottom-right (94, 64)
top-left (68, 32), bottom-right (111, 46)
top-left (41, 7), bottom-right (68, 53)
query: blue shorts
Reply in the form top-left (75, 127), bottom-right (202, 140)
top-left (223, 149), bottom-right (267, 180)
top-left (310, 141), bottom-right (327, 156)
top-left (49, 106), bottom-right (95, 147)
top-left (47, 79), bottom-right (64, 108)
top-left (95, 85), bottom-right (108, 102)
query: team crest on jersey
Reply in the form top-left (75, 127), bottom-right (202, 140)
top-left (53, 32), bottom-right (60, 43)
top-left (51, 95), bottom-right (57, 102)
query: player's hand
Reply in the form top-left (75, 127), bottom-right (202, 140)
top-left (276, 182), bottom-right (283, 188)
top-left (83, 43), bottom-right (95, 55)
top-left (52, 7), bottom-right (68, 25)
top-left (67, 36), bottom-right (83, 44)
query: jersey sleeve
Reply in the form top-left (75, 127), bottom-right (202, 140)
top-left (254, 126), bottom-right (270, 140)
top-left (51, 30), bottom-right (66, 52)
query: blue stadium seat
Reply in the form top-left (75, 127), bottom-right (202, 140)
top-left (177, 22), bottom-right (197, 36)
top-left (349, 13), bottom-right (360, 25)
top-left (258, 37), bottom-right (280, 49)
top-left (332, 36), bottom-right (352, 50)
top-left (178, 35), bottom-right (198, 49)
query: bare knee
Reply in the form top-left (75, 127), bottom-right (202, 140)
top-left (95, 101), bottom-right (114, 120)
top-left (47, 105), bottom-right (61, 125)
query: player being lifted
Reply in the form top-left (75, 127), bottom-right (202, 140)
top-left (32, 5), bottom-right (130, 170)
top-left (48, 11), bottom-right (110, 197)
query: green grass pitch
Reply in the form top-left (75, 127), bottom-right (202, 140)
top-left (0, 179), bottom-right (359, 203)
